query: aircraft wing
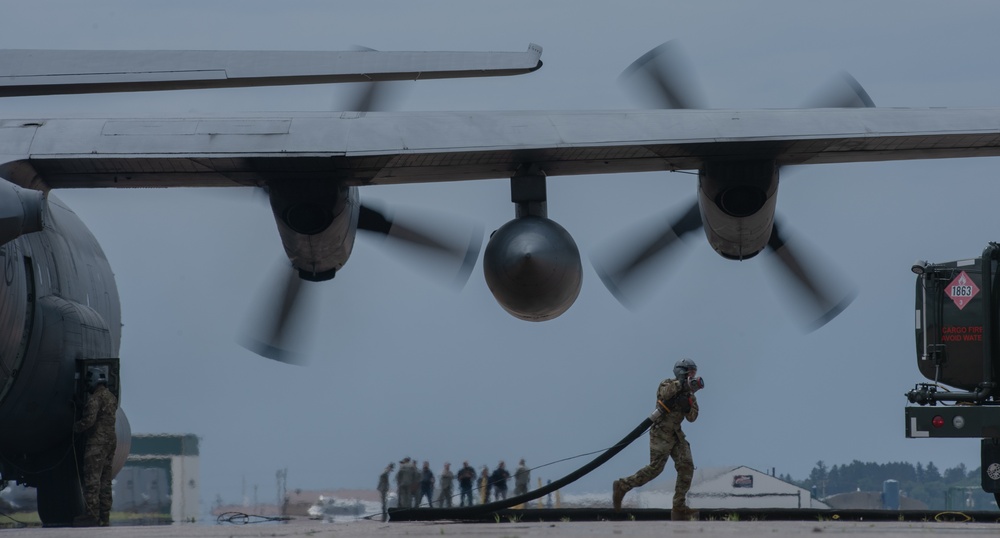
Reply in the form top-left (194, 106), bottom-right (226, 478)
top-left (0, 45), bottom-right (542, 97)
top-left (2, 107), bottom-right (1000, 190)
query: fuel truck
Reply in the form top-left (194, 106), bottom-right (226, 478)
top-left (905, 243), bottom-right (1000, 506)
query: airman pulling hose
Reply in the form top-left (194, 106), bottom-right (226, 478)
top-left (388, 408), bottom-right (661, 521)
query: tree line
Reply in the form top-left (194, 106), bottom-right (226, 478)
top-left (791, 460), bottom-right (996, 510)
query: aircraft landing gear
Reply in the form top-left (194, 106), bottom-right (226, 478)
top-left (33, 443), bottom-right (86, 527)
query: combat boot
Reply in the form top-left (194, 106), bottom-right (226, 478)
top-left (671, 505), bottom-right (697, 521)
top-left (72, 514), bottom-right (98, 527)
top-left (612, 480), bottom-right (625, 511)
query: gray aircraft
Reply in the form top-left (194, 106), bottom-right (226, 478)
top-left (2, 42), bottom-right (1000, 526)
top-left (0, 45), bottom-right (544, 525)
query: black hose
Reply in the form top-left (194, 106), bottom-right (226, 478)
top-left (389, 415), bottom-right (654, 521)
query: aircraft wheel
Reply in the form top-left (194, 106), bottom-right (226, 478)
top-left (35, 448), bottom-right (86, 527)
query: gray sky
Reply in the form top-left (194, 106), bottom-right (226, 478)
top-left (3, 0), bottom-right (1000, 509)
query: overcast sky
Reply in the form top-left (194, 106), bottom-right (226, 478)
top-left (3, 0), bottom-right (1000, 511)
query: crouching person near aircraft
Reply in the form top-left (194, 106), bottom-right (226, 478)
top-left (72, 367), bottom-right (118, 527)
top-left (613, 358), bottom-right (703, 521)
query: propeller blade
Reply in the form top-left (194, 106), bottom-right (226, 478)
top-left (766, 220), bottom-right (857, 331)
top-left (358, 203), bottom-right (483, 289)
top-left (591, 200), bottom-right (702, 308)
top-left (608, 41), bottom-right (859, 327)
top-left (338, 46), bottom-right (406, 113)
top-left (801, 71), bottom-right (875, 109)
top-left (767, 74), bottom-right (865, 327)
top-left (239, 265), bottom-right (310, 365)
top-left (340, 80), bottom-right (401, 112)
top-left (619, 40), bottom-right (707, 110)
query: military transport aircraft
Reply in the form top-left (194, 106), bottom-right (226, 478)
top-left (3, 41), bottom-right (1000, 525)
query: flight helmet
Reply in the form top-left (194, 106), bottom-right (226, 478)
top-left (673, 358), bottom-right (697, 380)
top-left (86, 366), bottom-right (109, 390)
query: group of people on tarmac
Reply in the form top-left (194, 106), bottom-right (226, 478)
top-left (377, 458), bottom-right (531, 516)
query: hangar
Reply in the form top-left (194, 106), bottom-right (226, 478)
top-left (630, 466), bottom-right (829, 510)
top-left (114, 434), bottom-right (200, 522)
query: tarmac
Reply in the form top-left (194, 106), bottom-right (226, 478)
top-left (2, 517), bottom-right (1000, 538)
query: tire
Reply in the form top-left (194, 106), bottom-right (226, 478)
top-left (34, 446), bottom-right (86, 527)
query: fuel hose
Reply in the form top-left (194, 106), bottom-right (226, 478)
top-left (388, 410), bottom-right (658, 521)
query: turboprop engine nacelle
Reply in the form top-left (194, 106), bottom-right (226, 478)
top-left (267, 180), bottom-right (359, 281)
top-left (0, 178), bottom-right (43, 245)
top-left (483, 216), bottom-right (582, 321)
top-left (698, 160), bottom-right (778, 260)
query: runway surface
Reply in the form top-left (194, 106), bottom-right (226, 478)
top-left (3, 518), bottom-right (1000, 537)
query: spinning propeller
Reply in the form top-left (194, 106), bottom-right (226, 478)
top-left (241, 79), bottom-right (482, 364)
top-left (592, 41), bottom-right (867, 330)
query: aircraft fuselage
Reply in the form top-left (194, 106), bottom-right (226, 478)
top-left (0, 193), bottom-right (121, 485)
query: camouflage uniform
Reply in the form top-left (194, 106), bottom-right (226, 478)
top-left (514, 460), bottom-right (530, 497)
top-left (436, 464), bottom-right (454, 508)
top-left (407, 461), bottom-right (421, 505)
top-left (618, 377), bottom-right (698, 510)
top-left (73, 383), bottom-right (118, 525)
top-left (395, 459), bottom-right (413, 509)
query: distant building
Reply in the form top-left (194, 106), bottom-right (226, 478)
top-left (630, 466), bottom-right (830, 510)
top-left (114, 434), bottom-right (199, 523)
